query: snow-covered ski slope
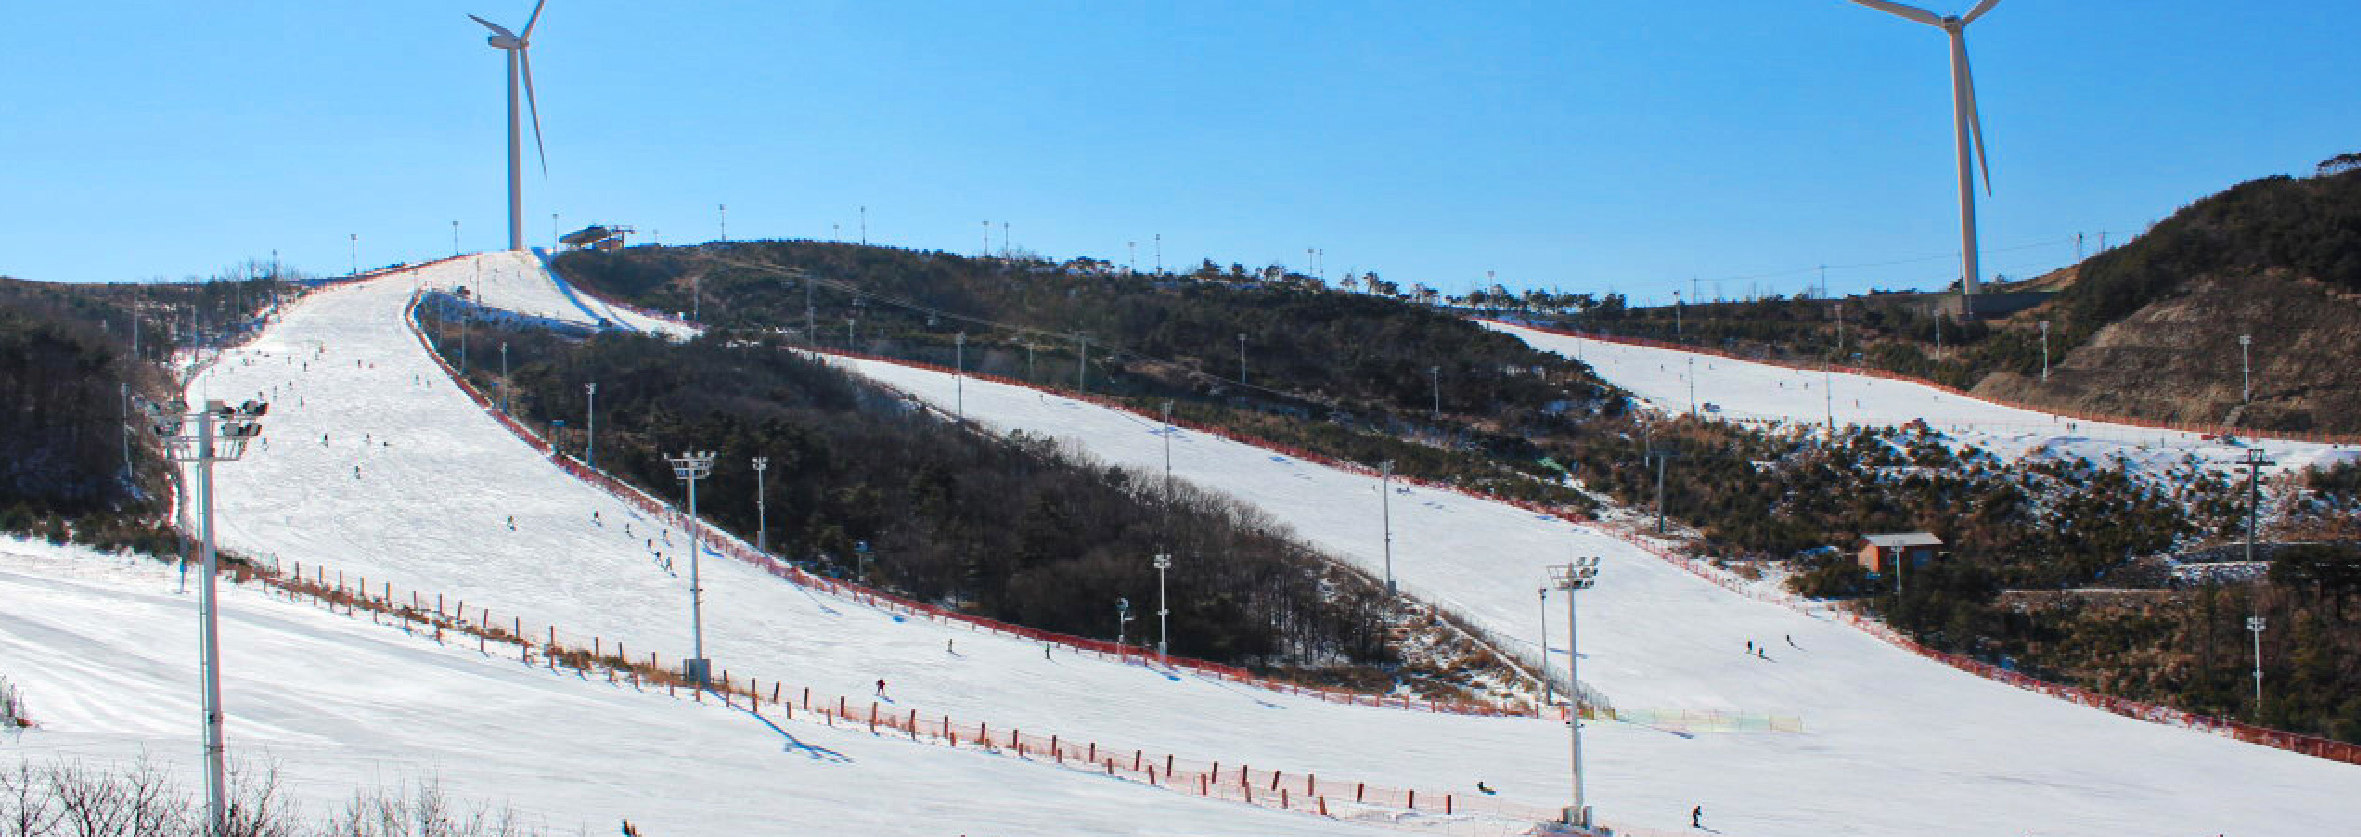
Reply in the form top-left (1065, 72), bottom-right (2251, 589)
top-left (153, 253), bottom-right (2352, 835)
top-left (0, 538), bottom-right (1371, 836)
top-left (174, 258), bottom-right (1599, 835)
top-left (1483, 320), bottom-right (2357, 479)
top-left (414, 248), bottom-right (696, 338)
top-left (824, 354), bottom-right (2357, 837)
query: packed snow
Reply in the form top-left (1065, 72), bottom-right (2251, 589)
top-left (1481, 320), bottom-right (2359, 482)
top-left (824, 353), bottom-right (2356, 836)
top-left (26, 253), bottom-right (2338, 836)
top-left (0, 537), bottom-right (1380, 836)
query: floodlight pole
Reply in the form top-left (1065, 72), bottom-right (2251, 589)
top-left (1117, 597), bottom-right (1133, 655)
top-left (1154, 553), bottom-right (1172, 663)
top-left (147, 398), bottom-right (265, 837)
top-left (1431, 365), bottom-right (1442, 420)
top-left (1238, 333), bottom-right (1248, 387)
top-left (1380, 460), bottom-right (1396, 594)
top-left (954, 332), bottom-right (965, 421)
top-left (1537, 587), bottom-right (1553, 706)
top-left (752, 456), bottom-right (770, 554)
top-left (668, 451), bottom-right (718, 686)
top-left (499, 342), bottom-right (509, 412)
top-left (2247, 615), bottom-right (2266, 714)
top-left (1550, 559), bottom-right (1601, 828)
top-left (2039, 320), bottom-right (2051, 382)
top-left (2238, 334), bottom-right (2252, 403)
top-left (1651, 448), bottom-right (1680, 535)
top-left (585, 383), bottom-right (598, 469)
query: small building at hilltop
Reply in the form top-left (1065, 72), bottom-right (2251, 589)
top-left (1858, 532), bottom-right (1944, 575)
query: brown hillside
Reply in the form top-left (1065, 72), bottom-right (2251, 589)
top-left (1975, 269), bottom-right (2361, 433)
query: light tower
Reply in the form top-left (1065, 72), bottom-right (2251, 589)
top-left (1549, 558), bottom-right (1602, 828)
top-left (667, 450), bottom-right (717, 687)
top-left (2039, 320), bottom-right (2051, 381)
top-left (2238, 334), bottom-right (2253, 403)
top-left (2246, 615), bottom-right (2266, 715)
top-left (584, 382), bottom-right (597, 469)
top-left (1379, 460), bottom-right (1396, 594)
top-left (752, 455), bottom-right (770, 554)
top-left (1153, 553), bottom-right (1172, 663)
top-left (139, 397), bottom-right (268, 837)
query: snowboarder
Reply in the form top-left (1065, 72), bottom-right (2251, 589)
top-left (1692, 805), bottom-right (1703, 828)
top-left (620, 820), bottom-right (640, 836)
top-left (1756, 647), bottom-right (1767, 660)
top-left (946, 639), bottom-right (955, 654)
top-left (1475, 781), bottom-right (1494, 795)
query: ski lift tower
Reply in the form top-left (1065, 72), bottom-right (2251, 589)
top-left (138, 397), bottom-right (268, 837)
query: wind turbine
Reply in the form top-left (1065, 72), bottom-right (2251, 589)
top-left (1849, 0), bottom-right (2000, 309)
top-left (470, 1), bottom-right (549, 252)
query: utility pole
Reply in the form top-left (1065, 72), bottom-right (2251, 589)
top-left (1537, 587), bottom-right (1553, 706)
top-left (752, 456), bottom-right (770, 554)
top-left (1076, 333), bottom-right (1088, 394)
top-left (1154, 553), bottom-right (1172, 663)
top-left (142, 397), bottom-right (267, 837)
top-left (668, 451), bottom-right (718, 687)
top-left (1650, 448), bottom-right (1680, 535)
top-left (349, 233), bottom-right (358, 277)
top-left (1549, 559), bottom-right (1601, 829)
top-left (954, 332), bottom-right (965, 421)
top-left (1430, 365), bottom-right (1442, 420)
top-left (1687, 356), bottom-right (1697, 416)
top-left (584, 383), bottom-right (598, 469)
top-left (2247, 615), bottom-right (2266, 716)
top-left (2039, 320), bottom-right (2052, 382)
top-left (499, 342), bottom-right (509, 412)
top-left (1237, 333), bottom-right (1248, 387)
top-left (804, 275), bottom-right (816, 348)
top-left (2238, 334), bottom-right (2253, 403)
top-left (453, 220), bottom-right (461, 256)
top-left (1379, 460), bottom-right (1396, 594)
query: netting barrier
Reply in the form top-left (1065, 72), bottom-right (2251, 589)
top-left (235, 553), bottom-right (1573, 827)
top-left (1485, 318), bottom-right (2361, 447)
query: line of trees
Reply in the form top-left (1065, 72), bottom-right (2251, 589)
top-left (426, 314), bottom-right (1402, 672)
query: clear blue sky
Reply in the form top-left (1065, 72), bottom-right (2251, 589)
top-left (4, 1), bottom-right (2354, 302)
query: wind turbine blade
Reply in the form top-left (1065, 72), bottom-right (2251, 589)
top-left (522, 0), bottom-right (548, 39)
top-left (1962, 0), bottom-right (2002, 24)
top-left (467, 14), bottom-right (515, 38)
top-left (1847, 0), bottom-right (1945, 27)
top-left (1961, 44), bottom-right (1992, 195)
top-left (520, 48), bottom-right (548, 176)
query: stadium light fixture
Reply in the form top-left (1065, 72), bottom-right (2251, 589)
top-left (667, 450), bottom-right (717, 686)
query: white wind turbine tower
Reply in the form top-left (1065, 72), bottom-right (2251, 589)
top-left (1849, 0), bottom-right (2000, 310)
top-left (470, 0), bottom-right (550, 252)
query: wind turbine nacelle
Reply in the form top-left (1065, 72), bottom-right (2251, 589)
top-left (488, 35), bottom-right (522, 49)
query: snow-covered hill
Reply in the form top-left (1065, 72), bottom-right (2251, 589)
top-left (820, 353), bottom-right (2358, 837)
top-left (1481, 321), bottom-right (2358, 481)
top-left (26, 253), bottom-right (2342, 837)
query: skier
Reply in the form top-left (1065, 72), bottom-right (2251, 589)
top-left (1745, 639), bottom-right (1753, 654)
top-left (1785, 634), bottom-right (1797, 649)
top-left (620, 820), bottom-right (640, 836)
top-left (1475, 781), bottom-right (1494, 795)
top-left (946, 639), bottom-right (955, 654)
top-left (353, 465), bottom-right (361, 479)
top-left (875, 679), bottom-right (887, 697)
top-left (506, 516), bottom-right (515, 531)
top-left (1692, 805), bottom-right (1703, 828)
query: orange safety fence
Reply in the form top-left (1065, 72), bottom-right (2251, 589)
top-left (1484, 318), bottom-right (2361, 448)
top-left (245, 555), bottom-right (1565, 827)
